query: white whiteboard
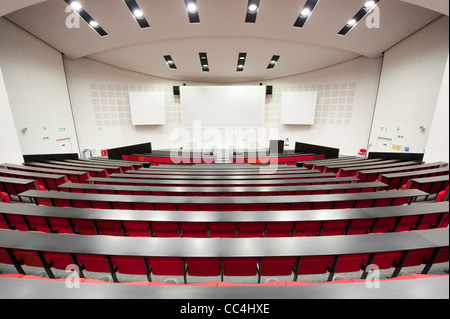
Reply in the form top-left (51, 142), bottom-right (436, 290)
top-left (181, 86), bottom-right (265, 127)
top-left (129, 92), bottom-right (165, 125)
top-left (281, 91), bottom-right (318, 125)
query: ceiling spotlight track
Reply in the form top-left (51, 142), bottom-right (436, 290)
top-left (294, 0), bottom-right (319, 28)
top-left (199, 52), bottom-right (209, 72)
top-left (185, 0), bottom-right (200, 23)
top-left (245, 0), bottom-right (260, 23)
top-left (164, 55), bottom-right (177, 69)
top-left (267, 55), bottom-right (280, 69)
top-left (237, 52), bottom-right (247, 72)
top-left (124, 0), bottom-right (150, 28)
top-left (63, 0), bottom-right (108, 36)
top-left (338, 0), bottom-right (380, 35)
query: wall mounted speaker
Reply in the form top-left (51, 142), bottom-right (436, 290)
top-left (266, 85), bottom-right (273, 95)
top-left (173, 86), bottom-right (180, 95)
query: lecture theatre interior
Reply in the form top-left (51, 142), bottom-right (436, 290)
top-left (0, 0), bottom-right (448, 304)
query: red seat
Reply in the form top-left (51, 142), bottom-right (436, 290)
top-left (180, 223), bottom-right (208, 237)
top-left (260, 257), bottom-right (297, 276)
top-left (208, 222), bottom-right (236, 238)
top-left (436, 186), bottom-right (449, 202)
top-left (96, 220), bottom-right (124, 236)
top-left (237, 223), bottom-right (265, 238)
top-left (185, 258), bottom-right (221, 276)
top-left (111, 256), bottom-right (151, 275)
top-left (297, 256), bottom-right (334, 275)
top-left (321, 220), bottom-right (349, 236)
top-left (47, 217), bottom-right (74, 234)
top-left (148, 257), bottom-right (184, 276)
top-left (122, 221), bottom-right (152, 237)
top-left (71, 219), bottom-right (98, 235)
top-left (334, 254), bottom-right (369, 273)
top-left (223, 258), bottom-right (258, 276)
top-left (151, 221), bottom-right (179, 237)
top-left (77, 254), bottom-right (112, 273)
top-left (294, 221), bottom-right (322, 237)
top-left (0, 192), bottom-right (11, 203)
top-left (265, 222), bottom-right (294, 237)
top-left (347, 219), bottom-right (374, 235)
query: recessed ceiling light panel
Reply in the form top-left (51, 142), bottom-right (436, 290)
top-left (237, 52), bottom-right (247, 72)
top-left (124, 0), bottom-right (150, 28)
top-left (199, 52), bottom-right (209, 72)
top-left (185, 0), bottom-right (200, 23)
top-left (64, 0), bottom-right (108, 36)
top-left (338, 0), bottom-right (380, 35)
top-left (267, 55), bottom-right (280, 69)
top-left (164, 55), bottom-right (177, 69)
top-left (245, 0), bottom-right (260, 23)
top-left (294, 0), bottom-right (319, 28)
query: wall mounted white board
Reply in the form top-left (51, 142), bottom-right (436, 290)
top-left (129, 92), bottom-right (165, 125)
top-left (181, 86), bottom-right (265, 127)
top-left (281, 91), bottom-right (318, 125)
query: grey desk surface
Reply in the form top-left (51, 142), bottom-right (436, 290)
top-left (0, 201), bottom-right (447, 223)
top-left (0, 275), bottom-right (447, 299)
top-left (88, 176), bottom-right (358, 186)
top-left (134, 168), bottom-right (308, 175)
top-left (0, 168), bottom-right (66, 179)
top-left (57, 181), bottom-right (388, 193)
top-left (0, 228), bottom-right (447, 257)
top-left (18, 189), bottom-right (428, 204)
top-left (0, 176), bottom-right (39, 185)
top-left (358, 162), bottom-right (448, 174)
top-left (108, 172), bottom-right (336, 180)
top-left (381, 167), bottom-right (449, 178)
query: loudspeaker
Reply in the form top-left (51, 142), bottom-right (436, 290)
top-left (266, 85), bottom-right (273, 95)
top-left (173, 86), bottom-right (180, 95)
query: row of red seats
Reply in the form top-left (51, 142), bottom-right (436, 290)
top-left (1, 273), bottom-right (446, 286)
top-left (1, 247), bottom-right (448, 282)
top-left (2, 210), bottom-right (448, 238)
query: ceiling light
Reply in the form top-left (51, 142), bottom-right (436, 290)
top-left (364, 1), bottom-right (376, 10)
top-left (338, 0), bottom-right (379, 35)
top-left (185, 0), bottom-right (200, 23)
top-left (164, 55), bottom-right (177, 69)
top-left (294, 0), bottom-right (319, 28)
top-left (248, 4), bottom-right (258, 12)
top-left (89, 20), bottom-right (99, 28)
top-left (124, 0), bottom-right (150, 28)
top-left (70, 1), bottom-right (83, 11)
top-left (63, 0), bottom-right (108, 36)
top-left (245, 0), bottom-right (260, 23)
top-left (346, 19), bottom-right (357, 26)
top-left (133, 9), bottom-right (144, 18)
top-left (199, 52), bottom-right (209, 72)
top-left (267, 55), bottom-right (280, 69)
top-left (237, 52), bottom-right (247, 72)
top-left (300, 8), bottom-right (311, 17)
top-left (187, 3), bottom-right (198, 13)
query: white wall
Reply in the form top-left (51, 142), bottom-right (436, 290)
top-left (424, 55), bottom-right (449, 163)
top-left (64, 56), bottom-right (382, 157)
top-left (368, 16), bottom-right (449, 155)
top-left (0, 18), bottom-right (79, 156)
top-left (0, 67), bottom-right (23, 164)
top-left (258, 56), bottom-right (383, 156)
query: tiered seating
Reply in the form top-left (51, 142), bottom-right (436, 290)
top-left (0, 168), bottom-right (69, 191)
top-left (0, 228), bottom-right (447, 283)
top-left (1, 202), bottom-right (447, 237)
top-left (356, 162), bottom-right (447, 182)
top-left (18, 189), bottom-right (426, 211)
top-left (1, 163), bottom-right (91, 183)
top-left (401, 175), bottom-right (449, 199)
top-left (0, 176), bottom-right (44, 199)
top-left (0, 155), bottom-right (448, 291)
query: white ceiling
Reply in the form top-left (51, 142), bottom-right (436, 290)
top-left (3, 0), bottom-right (447, 83)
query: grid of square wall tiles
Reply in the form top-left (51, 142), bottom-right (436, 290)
top-left (90, 83), bottom-right (182, 129)
top-left (265, 82), bottom-right (356, 126)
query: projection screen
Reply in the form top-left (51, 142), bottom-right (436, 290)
top-left (181, 86), bottom-right (265, 127)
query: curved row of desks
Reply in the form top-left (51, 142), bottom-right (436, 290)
top-left (0, 275), bottom-right (447, 299)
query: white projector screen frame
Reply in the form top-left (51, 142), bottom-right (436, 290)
top-left (281, 91), bottom-right (318, 125)
top-left (129, 92), bottom-right (165, 125)
top-left (181, 86), bottom-right (265, 127)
